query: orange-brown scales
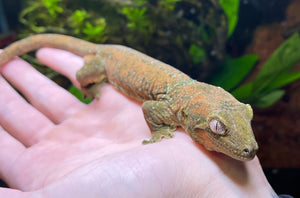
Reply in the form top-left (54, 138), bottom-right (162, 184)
top-left (0, 34), bottom-right (258, 161)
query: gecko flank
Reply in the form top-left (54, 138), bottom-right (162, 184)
top-left (0, 34), bottom-right (258, 161)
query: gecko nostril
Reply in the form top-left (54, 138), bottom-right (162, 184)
top-left (243, 148), bottom-right (250, 155)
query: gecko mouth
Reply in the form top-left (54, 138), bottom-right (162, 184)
top-left (206, 131), bottom-right (256, 161)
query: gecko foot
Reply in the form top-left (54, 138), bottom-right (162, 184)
top-left (81, 82), bottom-right (105, 99)
top-left (142, 130), bottom-right (175, 144)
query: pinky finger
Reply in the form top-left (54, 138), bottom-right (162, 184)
top-left (0, 127), bottom-right (25, 183)
top-left (0, 188), bottom-right (33, 198)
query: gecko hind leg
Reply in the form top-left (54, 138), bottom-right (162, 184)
top-left (142, 100), bottom-right (178, 144)
top-left (76, 55), bottom-right (107, 98)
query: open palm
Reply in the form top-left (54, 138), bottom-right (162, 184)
top-left (0, 48), bottom-right (275, 198)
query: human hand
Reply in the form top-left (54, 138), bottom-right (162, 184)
top-left (0, 48), bottom-right (276, 198)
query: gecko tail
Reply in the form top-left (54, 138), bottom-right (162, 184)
top-left (0, 34), bottom-right (103, 66)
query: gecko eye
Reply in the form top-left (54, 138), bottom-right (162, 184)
top-left (209, 118), bottom-right (226, 135)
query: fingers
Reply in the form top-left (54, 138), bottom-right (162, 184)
top-left (0, 188), bottom-right (30, 198)
top-left (0, 51), bottom-right (86, 124)
top-left (0, 126), bottom-right (25, 181)
top-left (0, 75), bottom-right (54, 146)
top-left (36, 48), bottom-right (84, 87)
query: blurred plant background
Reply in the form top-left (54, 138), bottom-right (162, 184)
top-left (18, 0), bottom-right (228, 81)
top-left (11, 0), bottom-right (300, 108)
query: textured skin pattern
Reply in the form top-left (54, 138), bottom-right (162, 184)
top-left (0, 34), bottom-right (258, 161)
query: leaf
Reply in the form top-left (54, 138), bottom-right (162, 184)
top-left (122, 7), bottom-right (147, 21)
top-left (209, 54), bottom-right (258, 91)
top-left (122, 7), bottom-right (149, 33)
top-left (83, 22), bottom-right (106, 41)
top-left (231, 82), bottom-right (253, 101)
top-left (231, 33), bottom-right (300, 108)
top-left (43, 0), bottom-right (63, 18)
top-left (68, 85), bottom-right (92, 104)
top-left (218, 0), bottom-right (239, 37)
top-left (252, 89), bottom-right (285, 108)
top-left (264, 71), bottom-right (300, 92)
top-left (72, 10), bottom-right (87, 24)
top-left (252, 33), bottom-right (300, 95)
top-left (188, 44), bottom-right (207, 64)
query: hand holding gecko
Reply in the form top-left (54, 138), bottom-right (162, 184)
top-left (0, 34), bottom-right (258, 161)
top-left (0, 48), bottom-right (276, 197)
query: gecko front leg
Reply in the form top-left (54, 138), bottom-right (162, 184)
top-left (76, 55), bottom-right (107, 98)
top-left (142, 100), bottom-right (178, 144)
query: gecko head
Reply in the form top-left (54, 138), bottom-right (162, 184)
top-left (186, 100), bottom-right (258, 161)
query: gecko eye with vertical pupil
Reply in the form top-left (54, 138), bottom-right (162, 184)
top-left (209, 118), bottom-right (226, 135)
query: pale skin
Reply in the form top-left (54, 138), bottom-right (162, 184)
top-left (0, 48), bottom-right (277, 198)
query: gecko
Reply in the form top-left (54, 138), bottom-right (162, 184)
top-left (0, 34), bottom-right (258, 161)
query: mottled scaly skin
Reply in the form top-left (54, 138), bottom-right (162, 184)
top-left (0, 34), bottom-right (258, 161)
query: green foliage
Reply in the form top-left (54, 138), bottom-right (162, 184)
top-left (43, 0), bottom-right (63, 18)
top-left (251, 90), bottom-right (285, 108)
top-left (265, 71), bottom-right (300, 92)
top-left (252, 33), bottom-right (300, 95)
top-left (230, 82), bottom-right (252, 100)
top-left (20, 0), bottom-right (256, 106)
top-left (133, 0), bottom-right (147, 5)
top-left (211, 2), bottom-right (300, 108)
top-left (72, 10), bottom-right (87, 24)
top-left (122, 7), bottom-right (150, 33)
top-left (20, 0), bottom-right (228, 81)
top-left (71, 10), bottom-right (87, 34)
top-left (83, 20), bottom-right (106, 42)
top-left (19, 0), bottom-right (300, 109)
top-left (198, 25), bottom-right (211, 43)
top-left (19, 0), bottom-right (62, 33)
top-left (68, 85), bottom-right (92, 104)
top-left (189, 44), bottom-right (207, 64)
top-left (159, 0), bottom-right (182, 11)
top-left (209, 33), bottom-right (300, 108)
top-left (218, 0), bottom-right (239, 37)
top-left (20, 0), bottom-right (108, 42)
top-left (209, 54), bottom-right (258, 91)
top-left (231, 33), bottom-right (300, 108)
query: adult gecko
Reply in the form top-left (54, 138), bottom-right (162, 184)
top-left (0, 34), bottom-right (258, 161)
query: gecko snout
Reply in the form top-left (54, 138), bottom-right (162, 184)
top-left (242, 142), bottom-right (258, 159)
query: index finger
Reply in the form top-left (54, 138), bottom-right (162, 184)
top-left (36, 48), bottom-right (84, 87)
